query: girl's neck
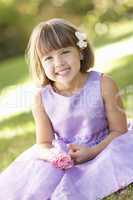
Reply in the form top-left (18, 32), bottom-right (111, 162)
top-left (52, 72), bottom-right (88, 96)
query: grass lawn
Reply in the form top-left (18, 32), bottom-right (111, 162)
top-left (108, 55), bottom-right (133, 119)
top-left (0, 56), bottom-right (29, 91)
top-left (0, 20), bottom-right (133, 199)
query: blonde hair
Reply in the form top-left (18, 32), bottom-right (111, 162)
top-left (26, 18), bottom-right (94, 87)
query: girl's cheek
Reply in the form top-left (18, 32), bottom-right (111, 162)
top-left (44, 65), bottom-right (55, 78)
top-left (42, 62), bottom-right (53, 71)
top-left (44, 61), bottom-right (52, 68)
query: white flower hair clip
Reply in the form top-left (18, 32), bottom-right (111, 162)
top-left (75, 31), bottom-right (87, 49)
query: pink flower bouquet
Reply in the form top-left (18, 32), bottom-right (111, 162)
top-left (51, 152), bottom-right (74, 170)
top-left (38, 146), bottom-right (74, 170)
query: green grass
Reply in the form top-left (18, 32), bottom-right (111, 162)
top-left (108, 55), bottom-right (133, 119)
top-left (0, 111), bottom-right (35, 171)
top-left (0, 56), bottom-right (29, 91)
top-left (93, 20), bottom-right (133, 48)
top-left (0, 111), bottom-right (33, 130)
top-left (0, 131), bottom-right (35, 171)
top-left (0, 56), bottom-right (35, 171)
top-left (109, 55), bottom-right (133, 88)
top-left (103, 184), bottom-right (133, 200)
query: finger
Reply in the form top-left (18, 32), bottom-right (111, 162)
top-left (68, 147), bottom-right (79, 154)
top-left (69, 144), bottom-right (80, 151)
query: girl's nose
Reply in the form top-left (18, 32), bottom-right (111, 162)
top-left (54, 55), bottom-right (64, 67)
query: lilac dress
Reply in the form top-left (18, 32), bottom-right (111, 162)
top-left (0, 70), bottom-right (133, 200)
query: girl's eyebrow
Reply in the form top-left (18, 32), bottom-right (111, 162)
top-left (58, 47), bottom-right (72, 53)
top-left (61, 47), bottom-right (72, 50)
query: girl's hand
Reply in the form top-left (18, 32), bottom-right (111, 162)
top-left (68, 144), bottom-right (97, 164)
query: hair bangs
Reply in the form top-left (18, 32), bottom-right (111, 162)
top-left (37, 23), bottom-right (76, 56)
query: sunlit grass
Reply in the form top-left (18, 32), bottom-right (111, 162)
top-left (95, 37), bottom-right (133, 72)
top-left (0, 111), bottom-right (34, 136)
top-left (108, 20), bottom-right (133, 39)
top-left (0, 132), bottom-right (35, 171)
top-left (93, 20), bottom-right (133, 48)
top-left (0, 121), bottom-right (34, 138)
top-left (0, 111), bottom-right (35, 171)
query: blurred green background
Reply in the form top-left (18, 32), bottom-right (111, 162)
top-left (0, 0), bottom-right (133, 198)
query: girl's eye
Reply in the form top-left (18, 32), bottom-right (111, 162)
top-left (45, 56), bottom-right (52, 61)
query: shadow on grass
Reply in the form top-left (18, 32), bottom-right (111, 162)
top-left (0, 111), bottom-right (33, 130)
top-left (0, 56), bottom-right (29, 91)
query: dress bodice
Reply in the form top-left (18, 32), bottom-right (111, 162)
top-left (41, 71), bottom-right (109, 149)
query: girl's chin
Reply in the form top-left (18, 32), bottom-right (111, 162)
top-left (54, 77), bottom-right (73, 87)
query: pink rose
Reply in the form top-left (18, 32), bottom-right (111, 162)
top-left (51, 153), bottom-right (74, 170)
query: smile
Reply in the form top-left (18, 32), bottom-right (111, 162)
top-left (56, 68), bottom-right (71, 76)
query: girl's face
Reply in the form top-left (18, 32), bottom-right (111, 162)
top-left (41, 46), bottom-right (81, 86)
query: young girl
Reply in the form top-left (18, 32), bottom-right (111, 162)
top-left (0, 18), bottom-right (133, 200)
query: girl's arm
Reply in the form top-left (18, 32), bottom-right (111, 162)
top-left (32, 89), bottom-right (55, 159)
top-left (92, 74), bottom-right (128, 156)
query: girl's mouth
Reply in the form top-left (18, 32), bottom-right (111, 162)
top-left (56, 68), bottom-right (71, 76)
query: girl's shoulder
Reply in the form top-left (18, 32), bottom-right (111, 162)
top-left (101, 73), bottom-right (128, 133)
top-left (33, 84), bottom-right (50, 96)
top-left (31, 87), bottom-right (44, 112)
top-left (90, 71), bottom-right (120, 101)
top-left (101, 73), bottom-right (120, 101)
top-left (31, 85), bottom-right (49, 112)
